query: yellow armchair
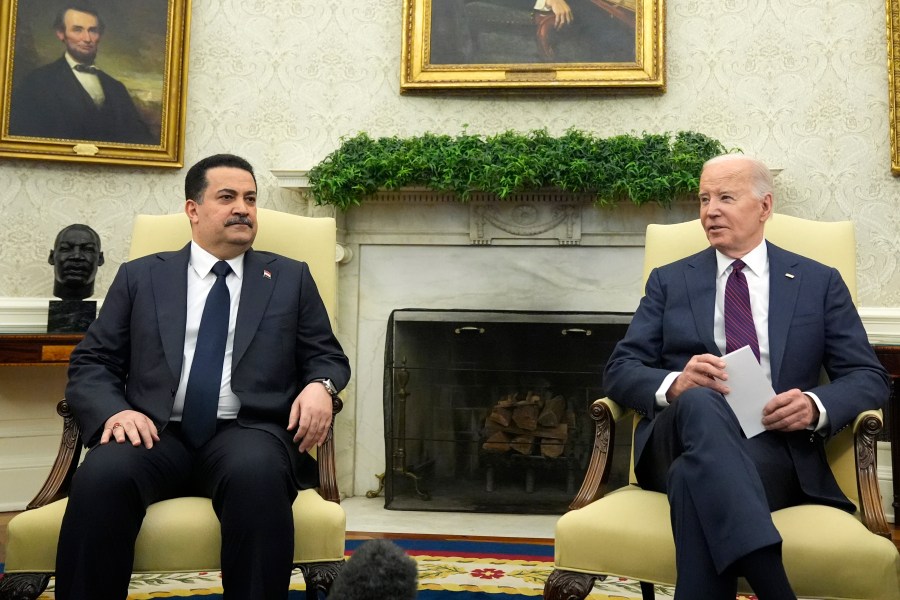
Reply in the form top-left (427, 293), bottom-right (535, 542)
top-left (0, 208), bottom-right (346, 600)
top-left (544, 214), bottom-right (900, 600)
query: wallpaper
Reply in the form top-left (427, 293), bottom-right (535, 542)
top-left (0, 0), bottom-right (897, 306)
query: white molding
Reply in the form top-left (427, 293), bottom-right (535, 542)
top-left (271, 169), bottom-right (310, 191)
top-left (7, 300), bottom-right (895, 337)
top-left (0, 297), bottom-right (103, 331)
top-left (860, 307), bottom-right (900, 344)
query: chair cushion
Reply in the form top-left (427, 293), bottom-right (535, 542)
top-left (554, 486), bottom-right (900, 600)
top-left (4, 489), bottom-right (345, 574)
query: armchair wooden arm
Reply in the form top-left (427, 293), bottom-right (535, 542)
top-left (569, 397), bottom-right (633, 510)
top-left (853, 409), bottom-right (889, 537)
top-left (25, 397), bottom-right (345, 511)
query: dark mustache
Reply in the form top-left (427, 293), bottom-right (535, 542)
top-left (225, 216), bottom-right (253, 227)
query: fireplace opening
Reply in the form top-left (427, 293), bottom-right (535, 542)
top-left (383, 309), bottom-right (632, 514)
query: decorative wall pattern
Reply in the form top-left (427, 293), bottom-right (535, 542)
top-left (0, 0), bottom-right (897, 305)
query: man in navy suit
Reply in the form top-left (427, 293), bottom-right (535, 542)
top-left (54, 154), bottom-right (350, 599)
top-left (9, 4), bottom-right (156, 144)
top-left (604, 154), bottom-right (889, 599)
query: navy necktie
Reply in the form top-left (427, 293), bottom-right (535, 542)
top-left (724, 259), bottom-right (760, 362)
top-left (182, 260), bottom-right (232, 448)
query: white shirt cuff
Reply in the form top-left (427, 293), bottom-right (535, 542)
top-left (655, 372), bottom-right (681, 407)
top-left (804, 392), bottom-right (829, 432)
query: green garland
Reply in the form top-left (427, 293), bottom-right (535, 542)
top-left (308, 129), bottom-right (729, 210)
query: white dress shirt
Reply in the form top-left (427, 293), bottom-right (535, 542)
top-left (171, 243), bottom-right (244, 421)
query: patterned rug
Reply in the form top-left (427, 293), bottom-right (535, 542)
top-left (2, 536), bottom-right (763, 599)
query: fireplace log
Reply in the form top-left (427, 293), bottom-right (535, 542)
top-left (512, 402), bottom-right (540, 431)
top-left (483, 430), bottom-right (512, 452)
top-left (488, 406), bottom-right (512, 427)
top-left (537, 394), bottom-right (566, 427)
top-left (483, 420), bottom-right (568, 440)
top-left (541, 438), bottom-right (565, 458)
top-left (510, 435), bottom-right (536, 455)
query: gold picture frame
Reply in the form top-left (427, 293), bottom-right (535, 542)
top-left (401, 0), bottom-right (664, 93)
top-left (889, 0), bottom-right (900, 174)
top-left (0, 0), bottom-right (191, 167)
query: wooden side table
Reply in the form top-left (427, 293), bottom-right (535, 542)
top-left (873, 345), bottom-right (900, 517)
top-left (0, 333), bottom-right (84, 366)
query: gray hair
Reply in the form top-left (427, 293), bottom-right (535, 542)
top-left (702, 154), bottom-right (774, 201)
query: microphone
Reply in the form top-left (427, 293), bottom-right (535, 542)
top-left (328, 539), bottom-right (418, 599)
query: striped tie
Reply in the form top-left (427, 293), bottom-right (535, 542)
top-left (724, 259), bottom-right (760, 362)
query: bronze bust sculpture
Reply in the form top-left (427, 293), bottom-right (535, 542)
top-left (47, 224), bottom-right (104, 331)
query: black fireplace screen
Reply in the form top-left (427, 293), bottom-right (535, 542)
top-left (383, 309), bottom-right (632, 514)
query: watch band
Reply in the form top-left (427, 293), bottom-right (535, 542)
top-left (313, 378), bottom-right (338, 396)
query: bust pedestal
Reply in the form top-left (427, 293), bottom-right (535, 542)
top-left (47, 300), bottom-right (96, 333)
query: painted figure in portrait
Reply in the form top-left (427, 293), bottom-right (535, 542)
top-left (8, 2), bottom-right (165, 145)
top-left (430, 0), bottom-right (636, 65)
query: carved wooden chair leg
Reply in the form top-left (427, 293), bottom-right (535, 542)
top-left (0, 573), bottom-right (52, 600)
top-left (542, 568), bottom-right (600, 600)
top-left (640, 580), bottom-right (655, 600)
top-left (297, 560), bottom-right (343, 599)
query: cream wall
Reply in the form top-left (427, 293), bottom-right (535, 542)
top-left (1, 0), bottom-right (899, 509)
top-left (0, 0), bottom-right (897, 302)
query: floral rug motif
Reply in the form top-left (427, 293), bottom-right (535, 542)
top-left (8, 537), bottom-right (774, 599)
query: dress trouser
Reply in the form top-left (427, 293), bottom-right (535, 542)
top-left (634, 387), bottom-right (805, 600)
top-left (55, 421), bottom-right (298, 600)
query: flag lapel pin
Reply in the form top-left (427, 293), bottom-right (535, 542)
top-left (263, 269), bottom-right (272, 279)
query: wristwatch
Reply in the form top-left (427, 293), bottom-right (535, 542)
top-left (313, 378), bottom-right (338, 397)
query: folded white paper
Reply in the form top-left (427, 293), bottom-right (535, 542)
top-left (720, 345), bottom-right (775, 438)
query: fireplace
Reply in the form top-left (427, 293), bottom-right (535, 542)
top-left (383, 309), bottom-right (632, 513)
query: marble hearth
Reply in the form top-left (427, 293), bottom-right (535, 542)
top-left (301, 188), bottom-right (700, 501)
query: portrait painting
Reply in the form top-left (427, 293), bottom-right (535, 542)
top-left (401, 0), bottom-right (664, 92)
top-left (0, 0), bottom-right (191, 167)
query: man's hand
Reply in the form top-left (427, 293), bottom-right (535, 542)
top-left (762, 389), bottom-right (819, 432)
top-left (666, 353), bottom-right (729, 401)
top-left (287, 382), bottom-right (334, 453)
top-left (545, 0), bottom-right (573, 28)
top-left (101, 410), bottom-right (159, 449)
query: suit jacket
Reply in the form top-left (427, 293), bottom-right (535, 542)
top-left (604, 241), bottom-right (889, 509)
top-left (9, 56), bottom-right (157, 144)
top-left (66, 244), bottom-right (351, 489)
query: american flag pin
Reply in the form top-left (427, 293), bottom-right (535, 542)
top-left (785, 273), bottom-right (795, 279)
top-left (263, 270), bottom-right (272, 279)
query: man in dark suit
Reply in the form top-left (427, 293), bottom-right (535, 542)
top-left (54, 154), bottom-right (350, 600)
top-left (9, 4), bottom-right (156, 144)
top-left (604, 154), bottom-right (889, 599)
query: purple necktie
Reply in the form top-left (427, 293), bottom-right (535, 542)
top-left (724, 259), bottom-right (760, 362)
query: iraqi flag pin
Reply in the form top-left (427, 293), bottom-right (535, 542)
top-left (263, 269), bottom-right (272, 279)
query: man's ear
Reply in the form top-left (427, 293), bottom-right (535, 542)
top-left (48, 250), bottom-right (56, 266)
top-left (97, 252), bottom-right (105, 267)
top-left (760, 192), bottom-right (773, 221)
top-left (185, 199), bottom-right (200, 223)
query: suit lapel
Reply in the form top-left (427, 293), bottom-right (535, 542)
top-left (685, 248), bottom-right (720, 356)
top-left (151, 244), bottom-right (190, 383)
top-left (233, 249), bottom-right (277, 369)
top-left (766, 243), bottom-right (801, 389)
